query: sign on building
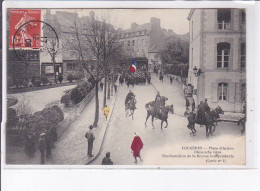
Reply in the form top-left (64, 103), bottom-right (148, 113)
top-left (45, 65), bottom-right (54, 74)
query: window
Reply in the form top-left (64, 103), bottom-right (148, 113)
top-left (241, 43), bottom-right (246, 69)
top-left (217, 9), bottom-right (231, 29)
top-left (142, 39), bottom-right (144, 46)
top-left (241, 83), bottom-right (246, 101)
top-left (218, 83), bottom-right (228, 100)
top-left (217, 42), bottom-right (230, 68)
top-left (67, 63), bottom-right (76, 71)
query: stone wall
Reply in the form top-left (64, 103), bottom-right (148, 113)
top-left (56, 87), bottom-right (96, 138)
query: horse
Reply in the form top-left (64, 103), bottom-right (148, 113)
top-left (145, 96), bottom-right (168, 109)
top-left (125, 97), bottom-right (137, 119)
top-left (187, 106), bottom-right (224, 137)
top-left (145, 104), bottom-right (174, 130)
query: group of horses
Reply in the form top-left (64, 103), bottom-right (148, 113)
top-left (125, 94), bottom-right (245, 137)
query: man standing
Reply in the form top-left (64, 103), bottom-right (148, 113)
top-left (39, 133), bottom-right (46, 164)
top-left (113, 84), bottom-right (118, 93)
top-left (101, 152), bottom-right (114, 165)
top-left (191, 99), bottom-right (195, 112)
top-left (45, 131), bottom-right (52, 159)
top-left (100, 82), bottom-right (104, 91)
top-left (170, 75), bottom-right (173, 84)
top-left (85, 125), bottom-right (95, 157)
top-left (131, 133), bottom-right (143, 164)
top-left (185, 97), bottom-right (190, 110)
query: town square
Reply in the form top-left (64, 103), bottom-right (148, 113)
top-left (6, 8), bottom-right (246, 165)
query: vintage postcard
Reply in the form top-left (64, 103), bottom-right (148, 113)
top-left (3, 6), bottom-right (251, 167)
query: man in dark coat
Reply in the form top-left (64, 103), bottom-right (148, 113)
top-left (185, 97), bottom-right (190, 110)
top-left (39, 133), bottom-right (46, 164)
top-left (170, 76), bottom-right (173, 84)
top-left (202, 99), bottom-right (210, 113)
top-left (25, 132), bottom-right (35, 157)
top-left (191, 99), bottom-right (195, 111)
top-left (45, 131), bottom-right (52, 159)
top-left (114, 84), bottom-right (118, 93)
top-left (125, 90), bottom-right (134, 105)
top-left (101, 152), bottom-right (113, 165)
top-left (85, 125), bottom-right (95, 157)
top-left (100, 82), bottom-right (104, 91)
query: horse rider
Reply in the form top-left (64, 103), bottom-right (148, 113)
top-left (202, 99), bottom-right (210, 113)
top-left (196, 99), bottom-right (210, 124)
top-left (125, 90), bottom-right (137, 109)
top-left (154, 91), bottom-right (162, 117)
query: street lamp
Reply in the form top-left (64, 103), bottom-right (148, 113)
top-left (193, 66), bottom-right (203, 77)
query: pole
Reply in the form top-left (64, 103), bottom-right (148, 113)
top-left (103, 72), bottom-right (107, 107)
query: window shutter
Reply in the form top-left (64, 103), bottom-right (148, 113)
top-left (229, 83), bottom-right (235, 103)
top-left (212, 83), bottom-right (218, 102)
top-left (235, 83), bottom-right (241, 102)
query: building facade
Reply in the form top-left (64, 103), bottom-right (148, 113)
top-left (118, 18), bottom-right (164, 72)
top-left (187, 9), bottom-right (246, 112)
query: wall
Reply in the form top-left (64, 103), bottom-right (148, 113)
top-left (56, 87), bottom-right (95, 138)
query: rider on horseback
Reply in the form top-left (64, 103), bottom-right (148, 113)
top-left (154, 91), bottom-right (162, 118)
top-left (125, 90), bottom-right (137, 109)
top-left (196, 98), bottom-right (210, 124)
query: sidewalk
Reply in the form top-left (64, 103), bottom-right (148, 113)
top-left (45, 84), bottom-right (117, 165)
top-left (6, 82), bottom-right (118, 165)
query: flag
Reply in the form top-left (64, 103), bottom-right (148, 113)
top-left (130, 58), bottom-right (136, 73)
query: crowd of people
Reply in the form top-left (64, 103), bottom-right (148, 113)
top-left (119, 71), bottom-right (151, 87)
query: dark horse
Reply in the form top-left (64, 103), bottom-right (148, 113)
top-left (125, 97), bottom-right (137, 119)
top-left (187, 106), bottom-right (224, 137)
top-left (145, 105), bottom-right (174, 130)
top-left (145, 96), bottom-right (168, 108)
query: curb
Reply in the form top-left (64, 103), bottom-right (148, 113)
top-left (86, 87), bottom-right (119, 165)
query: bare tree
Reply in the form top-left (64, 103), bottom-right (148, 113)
top-left (63, 14), bottom-right (124, 127)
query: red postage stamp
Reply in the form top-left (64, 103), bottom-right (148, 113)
top-left (9, 9), bottom-right (42, 49)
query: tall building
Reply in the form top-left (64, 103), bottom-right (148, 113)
top-left (187, 9), bottom-right (246, 112)
top-left (118, 18), bottom-right (164, 72)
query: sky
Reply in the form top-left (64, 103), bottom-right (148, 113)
top-left (51, 9), bottom-right (190, 35)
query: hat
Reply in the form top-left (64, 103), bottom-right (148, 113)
top-left (106, 152), bottom-right (110, 158)
top-left (40, 133), bottom-right (46, 137)
top-left (89, 125), bottom-right (93, 129)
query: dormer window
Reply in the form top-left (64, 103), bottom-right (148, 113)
top-left (217, 9), bottom-right (231, 30)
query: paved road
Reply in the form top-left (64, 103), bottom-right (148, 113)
top-left (91, 74), bottom-right (245, 165)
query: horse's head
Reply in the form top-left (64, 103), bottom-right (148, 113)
top-left (216, 106), bottom-right (224, 114)
top-left (162, 96), bottom-right (168, 101)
